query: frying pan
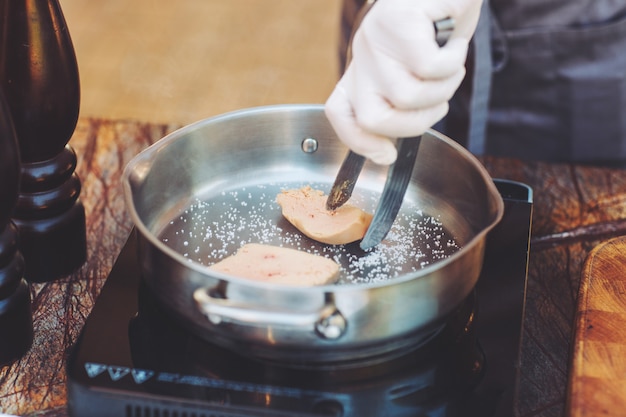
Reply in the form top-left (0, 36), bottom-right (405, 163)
top-left (122, 104), bottom-right (503, 366)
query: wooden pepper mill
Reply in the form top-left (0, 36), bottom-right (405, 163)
top-left (0, 91), bottom-right (33, 365)
top-left (0, 0), bottom-right (86, 282)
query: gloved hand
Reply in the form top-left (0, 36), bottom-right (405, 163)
top-left (325, 0), bottom-right (483, 165)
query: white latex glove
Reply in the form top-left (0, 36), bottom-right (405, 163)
top-left (325, 0), bottom-right (483, 165)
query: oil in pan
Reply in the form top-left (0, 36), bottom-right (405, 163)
top-left (159, 181), bottom-right (460, 285)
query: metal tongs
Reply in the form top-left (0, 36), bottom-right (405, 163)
top-left (326, 16), bottom-right (455, 250)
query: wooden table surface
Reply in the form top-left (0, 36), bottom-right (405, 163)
top-left (3, 117), bottom-right (626, 417)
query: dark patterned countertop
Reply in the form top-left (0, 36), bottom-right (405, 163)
top-left (2, 118), bottom-right (626, 417)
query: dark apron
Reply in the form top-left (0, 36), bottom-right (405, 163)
top-left (340, 0), bottom-right (626, 164)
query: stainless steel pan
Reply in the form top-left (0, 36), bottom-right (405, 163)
top-left (122, 104), bottom-right (503, 365)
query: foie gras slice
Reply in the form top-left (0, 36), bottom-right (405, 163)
top-left (276, 186), bottom-right (373, 245)
top-left (209, 243), bottom-right (339, 286)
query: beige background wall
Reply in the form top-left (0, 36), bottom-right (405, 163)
top-left (61, 0), bottom-right (342, 125)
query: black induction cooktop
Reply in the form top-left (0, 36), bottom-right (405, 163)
top-left (67, 179), bottom-right (532, 417)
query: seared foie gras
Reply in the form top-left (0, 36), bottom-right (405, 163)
top-left (209, 243), bottom-right (339, 286)
top-left (276, 186), bottom-right (372, 245)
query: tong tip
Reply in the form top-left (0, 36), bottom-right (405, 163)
top-left (326, 151), bottom-right (366, 210)
top-left (325, 180), bottom-right (354, 211)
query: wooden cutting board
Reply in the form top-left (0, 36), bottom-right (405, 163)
top-left (568, 236), bottom-right (626, 416)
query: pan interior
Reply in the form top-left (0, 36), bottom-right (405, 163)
top-left (158, 178), bottom-right (462, 285)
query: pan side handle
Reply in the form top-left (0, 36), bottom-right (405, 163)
top-left (193, 287), bottom-right (347, 340)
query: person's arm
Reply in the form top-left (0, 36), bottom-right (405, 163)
top-left (325, 0), bottom-right (483, 165)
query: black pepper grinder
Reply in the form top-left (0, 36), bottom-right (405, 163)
top-left (0, 0), bottom-right (86, 282)
top-left (0, 90), bottom-right (33, 365)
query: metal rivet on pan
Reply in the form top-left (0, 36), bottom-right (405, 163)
top-left (301, 137), bottom-right (318, 153)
